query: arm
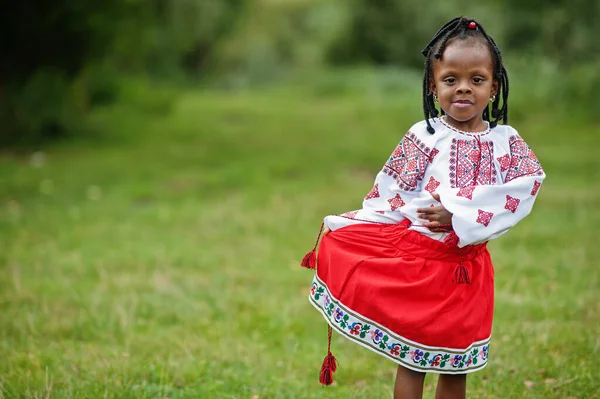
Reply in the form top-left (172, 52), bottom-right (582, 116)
top-left (324, 129), bottom-right (436, 231)
top-left (439, 135), bottom-right (545, 247)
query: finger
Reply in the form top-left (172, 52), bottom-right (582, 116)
top-left (430, 192), bottom-right (441, 202)
top-left (420, 214), bottom-right (438, 222)
top-left (323, 227), bottom-right (331, 235)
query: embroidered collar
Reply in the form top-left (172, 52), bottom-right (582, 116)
top-left (439, 117), bottom-right (491, 136)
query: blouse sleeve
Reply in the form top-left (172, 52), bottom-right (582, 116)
top-left (324, 129), bottom-right (436, 231)
top-left (439, 133), bottom-right (545, 247)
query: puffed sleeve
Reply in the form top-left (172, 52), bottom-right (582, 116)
top-left (325, 125), bottom-right (439, 231)
top-left (439, 132), bottom-right (545, 247)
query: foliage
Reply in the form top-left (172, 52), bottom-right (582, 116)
top-left (2, 0), bottom-right (599, 148)
top-left (206, 0), bottom-right (349, 88)
top-left (502, 0), bottom-right (600, 65)
top-left (0, 0), bottom-right (246, 147)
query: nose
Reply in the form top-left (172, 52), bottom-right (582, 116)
top-left (456, 80), bottom-right (472, 94)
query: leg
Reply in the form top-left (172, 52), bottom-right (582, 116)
top-left (435, 373), bottom-right (466, 399)
top-left (394, 365), bottom-right (426, 399)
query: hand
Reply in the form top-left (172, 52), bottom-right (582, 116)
top-left (417, 192), bottom-right (453, 233)
top-left (316, 227), bottom-right (331, 251)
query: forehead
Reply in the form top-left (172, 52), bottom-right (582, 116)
top-left (434, 39), bottom-right (494, 73)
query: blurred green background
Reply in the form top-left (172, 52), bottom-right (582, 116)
top-left (1, 1), bottom-right (599, 398)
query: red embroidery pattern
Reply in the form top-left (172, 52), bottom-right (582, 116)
top-left (531, 181), bottom-right (541, 196)
top-left (387, 194), bottom-right (405, 211)
top-left (504, 195), bottom-right (520, 213)
top-left (457, 186), bottom-right (476, 200)
top-left (424, 176), bottom-right (440, 193)
top-left (497, 154), bottom-right (511, 172)
top-left (383, 132), bottom-right (432, 191)
top-left (376, 211), bottom-right (385, 214)
top-left (365, 184), bottom-right (380, 200)
top-left (449, 138), bottom-right (497, 188)
top-left (505, 136), bottom-right (544, 182)
top-left (341, 211), bottom-right (359, 219)
top-left (429, 148), bottom-right (440, 161)
top-left (476, 209), bottom-right (494, 227)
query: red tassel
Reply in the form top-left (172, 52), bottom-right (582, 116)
top-left (319, 352), bottom-right (337, 385)
top-left (300, 223), bottom-right (324, 270)
top-left (301, 249), bottom-right (317, 269)
top-left (319, 326), bottom-right (337, 385)
top-left (453, 264), bottom-right (470, 284)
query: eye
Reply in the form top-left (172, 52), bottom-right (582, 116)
top-left (443, 77), bottom-right (456, 84)
top-left (472, 77), bottom-right (484, 84)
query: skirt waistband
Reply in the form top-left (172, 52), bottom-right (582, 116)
top-left (382, 220), bottom-right (487, 262)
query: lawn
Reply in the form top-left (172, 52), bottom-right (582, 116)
top-left (1, 78), bottom-right (599, 398)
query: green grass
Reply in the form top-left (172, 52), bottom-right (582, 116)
top-left (1, 80), bottom-right (599, 398)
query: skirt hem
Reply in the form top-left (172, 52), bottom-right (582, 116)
top-left (309, 275), bottom-right (490, 374)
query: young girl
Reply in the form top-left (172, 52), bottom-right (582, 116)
top-left (301, 17), bottom-right (545, 399)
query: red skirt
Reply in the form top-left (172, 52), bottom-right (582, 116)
top-left (308, 221), bottom-right (494, 374)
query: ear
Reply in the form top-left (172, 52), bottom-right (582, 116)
top-left (428, 79), bottom-right (437, 97)
top-left (491, 80), bottom-right (499, 98)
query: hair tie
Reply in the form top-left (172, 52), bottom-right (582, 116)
top-left (468, 21), bottom-right (477, 30)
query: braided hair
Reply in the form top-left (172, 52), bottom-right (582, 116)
top-left (421, 17), bottom-right (509, 134)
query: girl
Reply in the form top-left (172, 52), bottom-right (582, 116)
top-left (301, 17), bottom-right (545, 399)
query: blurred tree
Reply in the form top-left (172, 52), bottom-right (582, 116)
top-left (0, 0), bottom-right (247, 147)
top-left (503, 0), bottom-right (600, 65)
top-left (327, 0), bottom-right (472, 68)
top-left (0, 0), bottom-right (153, 146)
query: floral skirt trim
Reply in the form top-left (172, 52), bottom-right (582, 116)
top-left (309, 275), bottom-right (490, 374)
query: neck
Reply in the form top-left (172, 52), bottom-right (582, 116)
top-left (440, 116), bottom-right (489, 134)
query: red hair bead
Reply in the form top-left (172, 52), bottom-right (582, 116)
top-left (469, 22), bottom-right (477, 29)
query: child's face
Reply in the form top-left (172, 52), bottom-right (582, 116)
top-left (429, 39), bottom-right (498, 131)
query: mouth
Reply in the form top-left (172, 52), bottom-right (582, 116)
top-left (452, 100), bottom-right (473, 108)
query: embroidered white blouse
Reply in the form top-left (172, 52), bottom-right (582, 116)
top-left (324, 118), bottom-right (546, 248)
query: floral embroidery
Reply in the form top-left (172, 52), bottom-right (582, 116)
top-left (324, 294), bottom-right (331, 308)
top-left (425, 176), bottom-right (441, 193)
top-left (504, 195), bottom-right (520, 213)
top-left (411, 349), bottom-right (425, 363)
top-left (371, 329), bottom-right (384, 344)
top-left (451, 355), bottom-right (463, 368)
top-left (531, 181), bottom-right (542, 196)
top-left (457, 186), bottom-right (476, 200)
top-left (383, 132), bottom-right (431, 191)
top-left (341, 210), bottom-right (359, 219)
top-left (388, 194), bottom-right (405, 211)
top-left (429, 148), bottom-right (440, 161)
top-left (449, 138), bottom-right (497, 188)
top-left (481, 345), bottom-right (489, 360)
top-left (505, 136), bottom-right (544, 182)
top-left (476, 209), bottom-right (494, 227)
top-left (349, 322), bottom-right (362, 336)
top-left (365, 184), bottom-right (380, 200)
top-left (309, 276), bottom-right (491, 373)
top-left (497, 154), bottom-right (511, 172)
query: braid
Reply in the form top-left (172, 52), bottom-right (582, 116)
top-left (421, 17), bottom-right (510, 134)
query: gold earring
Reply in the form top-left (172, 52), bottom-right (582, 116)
top-left (489, 96), bottom-right (496, 103)
top-left (434, 94), bottom-right (439, 103)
